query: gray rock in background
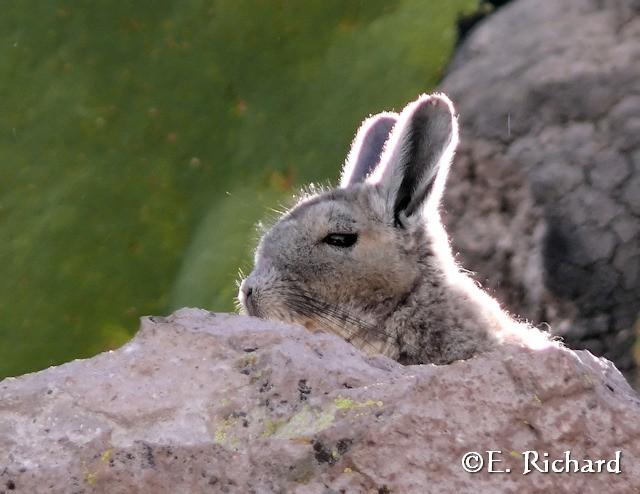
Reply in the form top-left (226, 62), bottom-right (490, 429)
top-left (440, 0), bottom-right (640, 382)
top-left (1, 309), bottom-right (640, 493)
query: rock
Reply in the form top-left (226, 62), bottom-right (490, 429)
top-left (440, 0), bottom-right (640, 382)
top-left (1, 309), bottom-right (640, 493)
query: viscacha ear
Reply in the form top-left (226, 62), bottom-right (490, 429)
top-left (340, 112), bottom-right (398, 188)
top-left (366, 93), bottom-right (458, 226)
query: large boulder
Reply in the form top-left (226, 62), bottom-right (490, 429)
top-left (1, 309), bottom-right (639, 493)
top-left (440, 0), bottom-right (640, 382)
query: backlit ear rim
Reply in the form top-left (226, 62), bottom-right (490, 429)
top-left (366, 93), bottom-right (459, 222)
top-left (340, 112), bottom-right (398, 188)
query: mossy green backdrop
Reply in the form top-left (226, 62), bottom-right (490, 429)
top-left (0, 0), bottom-right (475, 378)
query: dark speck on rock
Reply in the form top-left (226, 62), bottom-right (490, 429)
top-left (336, 438), bottom-right (352, 455)
top-left (312, 440), bottom-right (335, 465)
top-left (259, 381), bottom-right (272, 393)
top-left (140, 442), bottom-right (156, 468)
top-left (298, 379), bottom-right (312, 401)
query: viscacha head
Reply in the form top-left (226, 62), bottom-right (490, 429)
top-left (239, 94), bottom-right (460, 355)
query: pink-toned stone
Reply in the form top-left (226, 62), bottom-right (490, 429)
top-left (1, 308), bottom-right (639, 493)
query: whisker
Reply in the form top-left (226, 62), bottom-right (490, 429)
top-left (285, 299), bottom-right (382, 354)
top-left (283, 291), bottom-right (421, 356)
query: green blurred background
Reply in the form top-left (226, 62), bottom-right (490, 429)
top-left (1, 0), bottom-right (475, 378)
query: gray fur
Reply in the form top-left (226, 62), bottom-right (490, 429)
top-left (340, 113), bottom-right (397, 187)
top-left (239, 93), bottom-right (548, 365)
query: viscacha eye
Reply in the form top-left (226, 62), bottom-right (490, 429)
top-left (322, 233), bottom-right (358, 248)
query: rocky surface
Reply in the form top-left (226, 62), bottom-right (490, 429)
top-left (1, 308), bottom-right (640, 493)
top-left (440, 0), bottom-right (640, 382)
